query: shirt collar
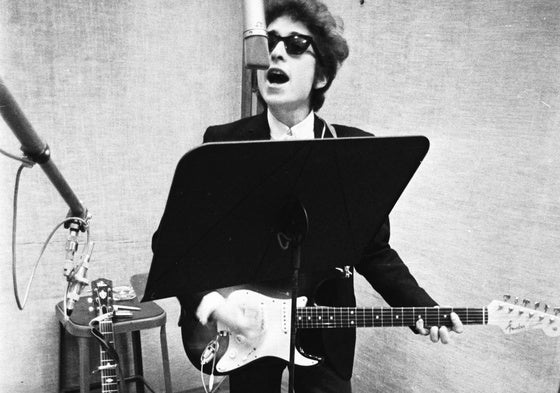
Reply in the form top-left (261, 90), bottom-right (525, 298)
top-left (268, 109), bottom-right (315, 141)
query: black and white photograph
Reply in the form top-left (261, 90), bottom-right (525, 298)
top-left (1, 1), bottom-right (558, 392)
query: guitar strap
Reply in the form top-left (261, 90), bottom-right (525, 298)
top-left (90, 326), bottom-right (121, 364)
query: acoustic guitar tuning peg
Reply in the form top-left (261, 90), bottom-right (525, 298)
top-left (544, 304), bottom-right (549, 313)
top-left (522, 299), bottom-right (530, 307)
top-left (503, 295), bottom-right (511, 302)
top-left (514, 296), bottom-right (519, 304)
top-left (534, 301), bottom-right (540, 309)
top-left (554, 307), bottom-right (560, 316)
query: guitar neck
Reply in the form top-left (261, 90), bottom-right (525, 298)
top-left (99, 320), bottom-right (119, 393)
top-left (297, 306), bottom-right (487, 329)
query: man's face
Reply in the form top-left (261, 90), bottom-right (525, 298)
top-left (257, 16), bottom-right (326, 115)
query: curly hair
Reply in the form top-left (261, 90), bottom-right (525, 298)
top-left (265, 0), bottom-right (349, 111)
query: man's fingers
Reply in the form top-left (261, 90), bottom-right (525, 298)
top-left (439, 326), bottom-right (450, 344)
top-left (450, 312), bottom-right (464, 333)
top-left (418, 311), bottom-right (464, 343)
top-left (429, 326), bottom-right (439, 343)
top-left (416, 317), bottom-right (429, 335)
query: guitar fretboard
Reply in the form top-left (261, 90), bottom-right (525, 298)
top-left (100, 320), bottom-right (119, 393)
top-left (296, 307), bottom-right (487, 329)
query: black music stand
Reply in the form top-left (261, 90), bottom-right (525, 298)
top-left (143, 136), bottom-right (429, 392)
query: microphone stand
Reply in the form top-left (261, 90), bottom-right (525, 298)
top-left (0, 77), bottom-right (91, 307)
top-left (241, 66), bottom-right (264, 118)
top-left (277, 198), bottom-right (309, 393)
top-left (0, 78), bottom-right (87, 221)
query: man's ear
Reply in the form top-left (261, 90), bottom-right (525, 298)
top-left (313, 72), bottom-right (328, 90)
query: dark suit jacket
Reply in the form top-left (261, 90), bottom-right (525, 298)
top-left (173, 112), bottom-right (437, 380)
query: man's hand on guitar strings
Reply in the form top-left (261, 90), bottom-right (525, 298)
top-left (209, 294), bottom-right (265, 346)
top-left (415, 311), bottom-right (464, 344)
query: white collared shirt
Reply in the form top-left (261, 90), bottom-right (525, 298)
top-left (268, 109), bottom-right (315, 141)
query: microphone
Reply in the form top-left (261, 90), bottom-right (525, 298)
top-left (0, 77), bottom-right (87, 220)
top-left (64, 221), bottom-right (81, 277)
top-left (242, 0), bottom-right (270, 69)
top-left (66, 242), bottom-right (95, 316)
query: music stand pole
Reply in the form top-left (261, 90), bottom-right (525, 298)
top-left (278, 199), bottom-right (309, 393)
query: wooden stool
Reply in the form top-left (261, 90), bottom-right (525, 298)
top-left (56, 296), bottom-right (172, 393)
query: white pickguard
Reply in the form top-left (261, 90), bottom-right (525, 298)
top-left (215, 289), bottom-right (319, 373)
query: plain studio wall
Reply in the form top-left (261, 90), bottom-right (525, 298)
top-left (0, 1), bottom-right (558, 392)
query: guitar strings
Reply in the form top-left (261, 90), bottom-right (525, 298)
top-left (295, 307), bottom-right (488, 328)
top-left (99, 320), bottom-right (118, 392)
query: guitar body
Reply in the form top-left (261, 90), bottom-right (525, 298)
top-left (184, 289), bottom-right (320, 375)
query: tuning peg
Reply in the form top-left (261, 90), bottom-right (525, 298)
top-left (554, 307), bottom-right (560, 316)
top-left (534, 301), bottom-right (540, 309)
top-left (522, 299), bottom-right (530, 307)
top-left (544, 304), bottom-right (549, 313)
top-left (88, 306), bottom-right (94, 313)
top-left (87, 297), bottom-right (93, 303)
top-left (503, 295), bottom-right (511, 302)
top-left (514, 297), bottom-right (519, 304)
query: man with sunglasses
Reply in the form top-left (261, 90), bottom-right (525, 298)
top-left (175, 0), bottom-right (463, 392)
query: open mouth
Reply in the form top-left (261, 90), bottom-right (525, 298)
top-left (267, 68), bottom-right (289, 84)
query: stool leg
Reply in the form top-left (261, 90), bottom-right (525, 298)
top-left (160, 325), bottom-right (173, 393)
top-left (77, 337), bottom-right (90, 393)
top-left (58, 324), bottom-right (64, 393)
top-left (131, 331), bottom-right (145, 393)
top-left (59, 324), bottom-right (65, 393)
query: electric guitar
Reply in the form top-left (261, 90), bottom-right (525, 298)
top-left (91, 278), bottom-right (119, 393)
top-left (184, 289), bottom-right (560, 375)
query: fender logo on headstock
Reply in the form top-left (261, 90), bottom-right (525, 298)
top-left (506, 320), bottom-right (526, 333)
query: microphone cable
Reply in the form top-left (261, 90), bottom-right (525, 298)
top-left (4, 150), bottom-right (91, 310)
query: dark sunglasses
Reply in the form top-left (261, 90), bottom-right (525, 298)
top-left (267, 32), bottom-right (322, 60)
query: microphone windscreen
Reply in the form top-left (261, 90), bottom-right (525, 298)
top-left (244, 35), bottom-right (270, 70)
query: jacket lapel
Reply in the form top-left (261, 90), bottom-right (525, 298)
top-left (244, 112), bottom-right (271, 140)
top-left (313, 115), bottom-right (335, 139)
top-left (245, 112), bottom-right (334, 140)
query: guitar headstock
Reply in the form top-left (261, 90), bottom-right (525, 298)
top-left (91, 278), bottom-right (114, 319)
top-left (487, 297), bottom-right (560, 337)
